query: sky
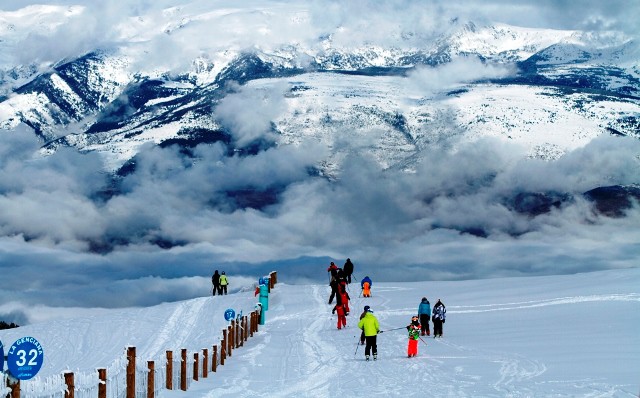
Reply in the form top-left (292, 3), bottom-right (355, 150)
top-left (0, 0), bottom-right (639, 325)
top-left (0, 268), bottom-right (638, 397)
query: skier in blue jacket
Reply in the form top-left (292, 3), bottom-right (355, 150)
top-left (418, 297), bottom-right (431, 336)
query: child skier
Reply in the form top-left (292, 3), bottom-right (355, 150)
top-left (361, 276), bottom-right (372, 297)
top-left (332, 303), bottom-right (347, 330)
top-left (406, 316), bottom-right (421, 357)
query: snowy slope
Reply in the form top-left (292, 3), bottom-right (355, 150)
top-left (1, 268), bottom-right (638, 397)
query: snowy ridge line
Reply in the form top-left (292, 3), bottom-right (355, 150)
top-left (3, 272), bottom-right (279, 398)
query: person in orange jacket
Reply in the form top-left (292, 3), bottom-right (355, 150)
top-left (332, 303), bottom-right (347, 329)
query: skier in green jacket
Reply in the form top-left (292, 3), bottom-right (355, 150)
top-left (357, 305), bottom-right (380, 361)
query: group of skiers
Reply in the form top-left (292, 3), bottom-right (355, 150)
top-left (404, 297), bottom-right (446, 357)
top-left (211, 270), bottom-right (229, 295)
top-left (326, 259), bottom-right (447, 360)
top-left (328, 260), bottom-right (353, 329)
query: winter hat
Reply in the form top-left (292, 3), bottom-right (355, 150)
top-left (364, 305), bottom-right (371, 312)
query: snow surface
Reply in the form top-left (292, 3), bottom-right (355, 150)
top-left (1, 268), bottom-right (638, 397)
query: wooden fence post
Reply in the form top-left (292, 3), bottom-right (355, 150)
top-left (126, 347), bottom-right (136, 398)
top-left (270, 271), bottom-right (277, 285)
top-left (228, 324), bottom-right (233, 357)
top-left (180, 349), bottom-right (187, 391)
top-left (221, 330), bottom-right (226, 365)
top-left (193, 352), bottom-right (199, 382)
top-left (64, 372), bottom-right (74, 398)
top-left (166, 351), bottom-right (173, 390)
top-left (235, 319), bottom-right (240, 349)
top-left (250, 312), bottom-right (254, 337)
top-left (242, 316), bottom-right (246, 344)
top-left (202, 349), bottom-right (209, 378)
top-left (147, 361), bottom-right (155, 398)
top-left (6, 377), bottom-right (19, 398)
top-left (255, 310), bottom-right (259, 333)
top-left (98, 368), bottom-right (107, 398)
top-left (212, 345), bottom-right (218, 372)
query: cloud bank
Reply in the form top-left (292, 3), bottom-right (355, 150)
top-left (0, 0), bottom-right (638, 324)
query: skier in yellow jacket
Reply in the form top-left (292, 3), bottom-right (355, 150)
top-left (357, 305), bottom-right (380, 361)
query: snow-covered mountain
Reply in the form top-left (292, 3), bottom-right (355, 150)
top-left (1, 5), bottom-right (638, 172)
top-left (0, 2), bottom-right (639, 317)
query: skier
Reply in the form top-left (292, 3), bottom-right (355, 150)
top-left (418, 297), bottom-right (431, 336)
top-left (219, 271), bottom-right (229, 295)
top-left (332, 303), bottom-right (347, 330)
top-left (211, 270), bottom-right (221, 296)
top-left (432, 299), bottom-right (446, 338)
top-left (327, 262), bottom-right (338, 278)
top-left (406, 316), bottom-right (421, 357)
top-left (339, 284), bottom-right (350, 314)
top-left (361, 276), bottom-right (372, 297)
top-left (358, 307), bottom-right (368, 345)
top-left (357, 305), bottom-right (380, 361)
top-left (328, 274), bottom-right (339, 304)
top-left (343, 258), bottom-right (354, 284)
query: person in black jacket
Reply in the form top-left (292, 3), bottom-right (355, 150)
top-left (432, 299), bottom-right (446, 338)
top-left (211, 270), bottom-right (221, 296)
top-left (343, 258), bottom-right (354, 284)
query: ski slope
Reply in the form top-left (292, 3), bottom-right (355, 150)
top-left (1, 268), bottom-right (639, 397)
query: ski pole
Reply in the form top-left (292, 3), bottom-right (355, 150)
top-left (418, 336), bottom-right (429, 347)
top-left (354, 338), bottom-right (360, 356)
top-left (380, 326), bottom-right (406, 333)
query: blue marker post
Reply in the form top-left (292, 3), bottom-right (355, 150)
top-left (259, 280), bottom-right (269, 311)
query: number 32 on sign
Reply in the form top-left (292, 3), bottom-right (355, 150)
top-left (7, 336), bottom-right (44, 380)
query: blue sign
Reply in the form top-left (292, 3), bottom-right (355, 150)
top-left (0, 340), bottom-right (4, 372)
top-left (224, 308), bottom-right (236, 321)
top-left (7, 336), bottom-right (44, 380)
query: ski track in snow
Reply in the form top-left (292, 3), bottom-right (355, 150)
top-left (270, 285), bottom-right (341, 396)
top-left (143, 298), bottom-right (207, 361)
top-left (449, 293), bottom-right (640, 314)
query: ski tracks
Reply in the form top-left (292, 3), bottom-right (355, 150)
top-left (450, 293), bottom-right (640, 314)
top-left (143, 298), bottom-right (207, 361)
top-left (265, 285), bottom-right (343, 397)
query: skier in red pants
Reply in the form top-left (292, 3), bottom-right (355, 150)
top-left (406, 316), bottom-right (421, 357)
top-left (332, 303), bottom-right (347, 329)
top-left (339, 285), bottom-right (350, 314)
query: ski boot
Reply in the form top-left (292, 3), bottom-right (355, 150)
top-left (365, 355), bottom-right (370, 361)
top-left (373, 354), bottom-right (377, 361)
